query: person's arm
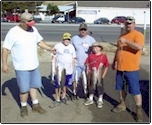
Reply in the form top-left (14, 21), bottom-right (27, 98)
top-left (2, 48), bottom-right (10, 73)
top-left (38, 40), bottom-right (56, 54)
top-left (102, 66), bottom-right (108, 79)
top-left (118, 37), bottom-right (144, 50)
top-left (102, 55), bottom-right (109, 78)
top-left (34, 27), bottom-right (55, 52)
top-left (111, 48), bottom-right (118, 70)
top-left (72, 58), bottom-right (75, 71)
top-left (38, 40), bottom-right (52, 51)
top-left (84, 57), bottom-right (90, 74)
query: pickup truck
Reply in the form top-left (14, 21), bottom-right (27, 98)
top-left (52, 14), bottom-right (68, 23)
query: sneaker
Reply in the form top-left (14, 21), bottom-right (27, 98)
top-left (73, 93), bottom-right (79, 100)
top-left (61, 98), bottom-right (67, 104)
top-left (20, 106), bottom-right (28, 118)
top-left (49, 101), bottom-right (61, 108)
top-left (112, 103), bottom-right (126, 113)
top-left (97, 101), bottom-right (103, 108)
top-left (84, 98), bottom-right (94, 106)
top-left (32, 103), bottom-right (47, 114)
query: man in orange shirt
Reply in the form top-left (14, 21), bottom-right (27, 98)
top-left (111, 16), bottom-right (145, 122)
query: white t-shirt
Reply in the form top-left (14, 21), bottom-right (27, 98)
top-left (53, 42), bottom-right (76, 75)
top-left (3, 26), bottom-right (43, 70)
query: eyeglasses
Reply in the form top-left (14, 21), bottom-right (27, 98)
top-left (80, 29), bottom-right (87, 31)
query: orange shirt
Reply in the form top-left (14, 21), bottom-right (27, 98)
top-left (116, 30), bottom-right (144, 71)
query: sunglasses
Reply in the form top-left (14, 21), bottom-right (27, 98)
top-left (26, 20), bottom-right (33, 22)
top-left (127, 18), bottom-right (134, 21)
top-left (125, 22), bottom-right (133, 25)
top-left (80, 29), bottom-right (87, 31)
top-left (63, 39), bottom-right (71, 41)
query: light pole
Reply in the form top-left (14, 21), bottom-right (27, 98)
top-left (143, 11), bottom-right (147, 40)
top-left (35, 1), bottom-right (37, 14)
top-left (75, 1), bottom-right (78, 17)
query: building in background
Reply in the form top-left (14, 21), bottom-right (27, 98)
top-left (36, 3), bottom-right (76, 19)
top-left (36, 1), bottom-right (150, 24)
top-left (76, 1), bottom-right (150, 24)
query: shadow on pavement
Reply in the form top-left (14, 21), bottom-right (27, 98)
top-left (1, 78), bottom-right (32, 108)
top-left (139, 80), bottom-right (149, 117)
top-left (41, 76), bottom-right (56, 101)
top-left (1, 76), bottom-right (57, 108)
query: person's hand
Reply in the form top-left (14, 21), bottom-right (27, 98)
top-left (111, 62), bottom-right (115, 70)
top-left (2, 64), bottom-right (10, 73)
top-left (118, 37), bottom-right (127, 44)
top-left (50, 49), bottom-right (56, 55)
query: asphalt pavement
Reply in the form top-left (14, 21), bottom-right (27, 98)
top-left (1, 42), bottom-right (150, 123)
top-left (1, 23), bottom-right (150, 43)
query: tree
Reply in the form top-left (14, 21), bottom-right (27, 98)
top-left (47, 4), bottom-right (53, 15)
top-left (2, 2), bottom-right (42, 13)
top-left (47, 4), bottom-right (60, 15)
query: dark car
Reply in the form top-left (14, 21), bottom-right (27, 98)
top-left (94, 17), bottom-right (110, 24)
top-left (69, 17), bottom-right (85, 24)
top-left (111, 16), bottom-right (127, 24)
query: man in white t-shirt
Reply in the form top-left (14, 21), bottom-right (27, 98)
top-left (51, 32), bottom-right (76, 106)
top-left (2, 12), bottom-right (53, 118)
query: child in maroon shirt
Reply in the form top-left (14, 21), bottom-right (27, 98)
top-left (84, 42), bottom-right (109, 108)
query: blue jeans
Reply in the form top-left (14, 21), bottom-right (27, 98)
top-left (71, 65), bottom-right (86, 83)
top-left (15, 67), bottom-right (42, 93)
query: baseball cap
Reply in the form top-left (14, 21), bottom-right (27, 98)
top-left (20, 12), bottom-right (35, 26)
top-left (79, 23), bottom-right (88, 30)
top-left (92, 42), bottom-right (103, 49)
top-left (125, 16), bottom-right (135, 23)
top-left (63, 32), bottom-right (71, 40)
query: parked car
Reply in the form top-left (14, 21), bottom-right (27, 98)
top-left (52, 15), bottom-right (66, 23)
top-left (6, 14), bottom-right (20, 22)
top-left (69, 17), bottom-right (85, 24)
top-left (33, 15), bottom-right (42, 23)
top-left (94, 17), bottom-right (110, 24)
top-left (1, 17), bottom-right (8, 22)
top-left (33, 17), bottom-right (42, 23)
top-left (111, 16), bottom-right (127, 24)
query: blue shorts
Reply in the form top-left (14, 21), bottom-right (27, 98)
top-left (115, 70), bottom-right (141, 95)
top-left (54, 74), bottom-right (72, 88)
top-left (71, 66), bottom-right (86, 83)
top-left (15, 68), bottom-right (42, 93)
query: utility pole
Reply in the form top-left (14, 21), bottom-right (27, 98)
top-left (143, 11), bottom-right (147, 40)
top-left (75, 1), bottom-right (78, 17)
top-left (35, 1), bottom-right (37, 14)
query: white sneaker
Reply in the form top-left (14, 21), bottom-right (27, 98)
top-left (84, 98), bottom-right (94, 106)
top-left (97, 101), bottom-right (103, 108)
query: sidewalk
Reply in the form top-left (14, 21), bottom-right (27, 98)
top-left (1, 42), bottom-right (150, 123)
